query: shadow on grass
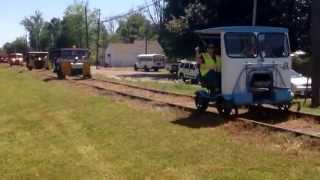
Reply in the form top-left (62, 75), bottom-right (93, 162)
top-left (43, 76), bottom-right (59, 82)
top-left (173, 107), bottom-right (299, 129)
top-left (172, 112), bottom-right (232, 129)
top-left (239, 107), bottom-right (292, 125)
top-left (43, 76), bottom-right (89, 82)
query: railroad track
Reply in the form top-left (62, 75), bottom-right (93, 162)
top-left (9, 66), bottom-right (320, 139)
top-left (93, 77), bottom-right (320, 119)
top-left (91, 77), bottom-right (195, 98)
top-left (75, 78), bottom-right (320, 139)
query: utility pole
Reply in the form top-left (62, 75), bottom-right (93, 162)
top-left (311, 0), bottom-right (320, 107)
top-left (85, 2), bottom-right (89, 49)
top-left (252, 0), bottom-right (258, 26)
top-left (96, 9), bottom-right (101, 69)
top-left (145, 24), bottom-right (148, 54)
top-left (25, 34), bottom-right (28, 51)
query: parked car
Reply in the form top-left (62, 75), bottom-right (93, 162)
top-left (290, 69), bottom-right (311, 96)
top-left (178, 60), bottom-right (200, 84)
top-left (134, 54), bottom-right (166, 72)
top-left (9, 53), bottom-right (24, 66)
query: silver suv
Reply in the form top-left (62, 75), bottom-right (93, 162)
top-left (178, 60), bottom-right (200, 84)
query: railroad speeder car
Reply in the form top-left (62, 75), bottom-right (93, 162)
top-left (195, 26), bottom-right (294, 115)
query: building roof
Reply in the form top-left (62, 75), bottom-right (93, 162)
top-left (50, 48), bottom-right (88, 52)
top-left (28, 52), bottom-right (49, 54)
top-left (195, 26), bottom-right (289, 34)
top-left (137, 54), bottom-right (166, 58)
top-left (106, 40), bottom-right (164, 57)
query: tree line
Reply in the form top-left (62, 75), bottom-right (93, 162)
top-left (1, 1), bottom-right (157, 62)
top-left (156, 0), bottom-right (320, 107)
top-left (158, 0), bottom-right (311, 58)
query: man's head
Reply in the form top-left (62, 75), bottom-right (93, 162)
top-left (207, 44), bottom-right (216, 55)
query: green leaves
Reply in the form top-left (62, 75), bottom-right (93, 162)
top-left (14, 1), bottom-right (108, 63)
top-left (116, 13), bottom-right (156, 43)
top-left (2, 37), bottom-right (28, 54)
top-left (21, 11), bottom-right (45, 51)
top-left (160, 0), bottom-right (312, 58)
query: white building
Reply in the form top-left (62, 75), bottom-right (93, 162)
top-left (104, 40), bottom-right (164, 67)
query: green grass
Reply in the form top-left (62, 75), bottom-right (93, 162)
top-left (0, 67), bottom-right (320, 179)
top-left (126, 80), bottom-right (200, 95)
top-left (294, 98), bottom-right (320, 115)
top-left (95, 74), bottom-right (200, 96)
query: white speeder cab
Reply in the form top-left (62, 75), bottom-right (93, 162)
top-left (196, 26), bottom-right (293, 106)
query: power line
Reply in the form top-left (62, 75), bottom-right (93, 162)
top-left (101, 0), bottom-right (158, 23)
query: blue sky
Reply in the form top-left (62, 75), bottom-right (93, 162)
top-left (0, 0), bottom-right (145, 46)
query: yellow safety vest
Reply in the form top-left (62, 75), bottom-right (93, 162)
top-left (200, 53), bottom-right (221, 76)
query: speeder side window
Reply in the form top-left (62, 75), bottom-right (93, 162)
top-left (225, 33), bottom-right (258, 58)
top-left (258, 33), bottom-right (289, 58)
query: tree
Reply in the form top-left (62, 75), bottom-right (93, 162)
top-left (47, 18), bottom-right (63, 48)
top-left (311, 0), bottom-right (320, 107)
top-left (4, 1), bottom-right (110, 63)
top-left (146, 0), bottom-right (165, 30)
top-left (38, 22), bottom-right (52, 50)
top-left (58, 3), bottom-right (108, 51)
top-left (257, 0), bottom-right (311, 51)
top-left (116, 13), bottom-right (155, 43)
top-left (159, 0), bottom-right (312, 58)
top-left (106, 20), bottom-right (117, 34)
top-left (2, 37), bottom-right (28, 54)
top-left (21, 11), bottom-right (45, 51)
top-left (62, 2), bottom-right (86, 48)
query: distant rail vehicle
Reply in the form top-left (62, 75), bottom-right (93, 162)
top-left (50, 48), bottom-right (91, 79)
top-left (26, 52), bottom-right (49, 70)
top-left (9, 53), bottom-right (24, 66)
top-left (0, 53), bottom-right (8, 63)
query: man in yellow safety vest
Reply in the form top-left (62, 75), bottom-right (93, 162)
top-left (196, 44), bottom-right (222, 91)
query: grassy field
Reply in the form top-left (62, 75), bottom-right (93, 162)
top-left (95, 74), bottom-right (200, 96)
top-left (0, 67), bottom-right (320, 179)
top-left (294, 98), bottom-right (320, 115)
